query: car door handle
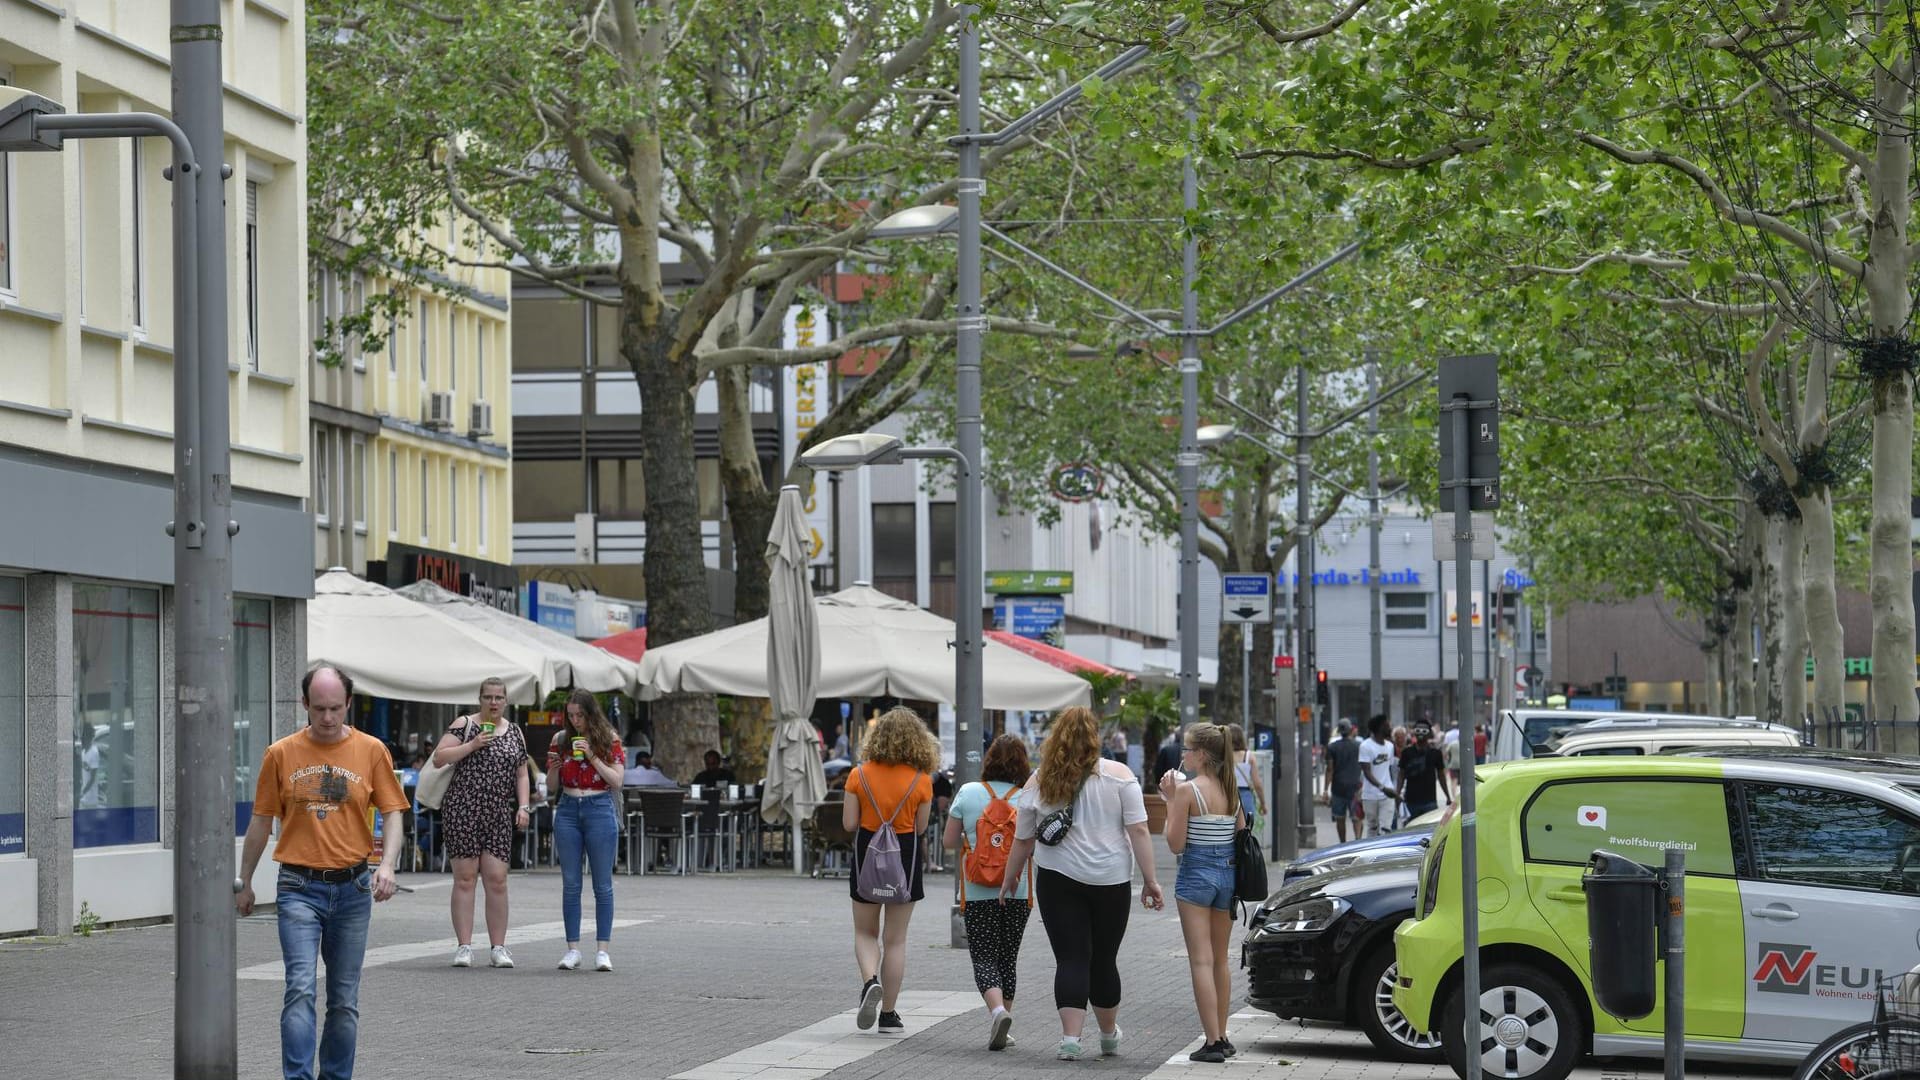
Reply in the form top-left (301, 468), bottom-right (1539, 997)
top-left (1749, 905), bottom-right (1800, 921)
top-left (1547, 887), bottom-right (1586, 903)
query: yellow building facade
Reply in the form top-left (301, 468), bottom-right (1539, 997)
top-left (309, 217), bottom-right (514, 602)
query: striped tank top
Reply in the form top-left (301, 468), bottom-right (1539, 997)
top-left (1184, 782), bottom-right (1237, 847)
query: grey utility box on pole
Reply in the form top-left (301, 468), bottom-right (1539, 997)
top-left (1438, 353), bottom-right (1497, 1080)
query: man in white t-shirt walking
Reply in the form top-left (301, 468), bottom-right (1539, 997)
top-left (1357, 715), bottom-right (1399, 837)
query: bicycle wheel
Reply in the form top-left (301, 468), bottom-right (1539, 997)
top-left (1796, 1020), bottom-right (1920, 1080)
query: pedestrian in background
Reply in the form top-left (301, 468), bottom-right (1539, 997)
top-left (844, 706), bottom-right (938, 1034)
top-left (236, 665), bottom-right (406, 1080)
top-left (546, 689), bottom-right (625, 972)
top-left (1002, 705), bottom-right (1163, 1061)
top-left (1225, 723), bottom-right (1266, 825)
top-left (1159, 723), bottom-right (1245, 1063)
top-left (944, 734), bottom-right (1034, 1050)
top-left (433, 677), bottom-right (529, 969)
top-left (1396, 723), bottom-right (1450, 818)
top-left (1358, 715), bottom-right (1398, 837)
top-left (1321, 721), bottom-right (1361, 843)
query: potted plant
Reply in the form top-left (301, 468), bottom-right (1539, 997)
top-left (1118, 686), bottom-right (1180, 833)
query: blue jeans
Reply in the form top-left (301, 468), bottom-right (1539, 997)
top-left (275, 868), bottom-right (373, 1080)
top-left (554, 791), bottom-right (618, 944)
top-left (1174, 841), bottom-right (1236, 911)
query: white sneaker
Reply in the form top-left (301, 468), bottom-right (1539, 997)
top-left (558, 949), bottom-right (582, 971)
top-left (489, 945), bottom-right (514, 968)
top-left (451, 944), bottom-right (473, 968)
top-left (594, 950), bottom-right (613, 972)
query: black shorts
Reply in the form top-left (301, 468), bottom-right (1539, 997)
top-left (850, 827), bottom-right (926, 904)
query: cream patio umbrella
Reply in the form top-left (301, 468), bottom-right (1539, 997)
top-left (307, 570), bottom-right (541, 705)
top-left (395, 579), bottom-right (640, 695)
top-left (634, 584), bottom-right (1092, 709)
top-left (759, 487), bottom-right (828, 875)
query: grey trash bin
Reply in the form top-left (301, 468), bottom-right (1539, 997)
top-left (1582, 849), bottom-right (1660, 1021)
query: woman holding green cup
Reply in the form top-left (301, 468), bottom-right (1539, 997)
top-left (433, 676), bottom-right (530, 968)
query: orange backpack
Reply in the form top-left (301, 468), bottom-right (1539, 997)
top-left (962, 782), bottom-right (1029, 906)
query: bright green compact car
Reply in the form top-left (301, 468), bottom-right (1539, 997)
top-left (1393, 756), bottom-right (1920, 1080)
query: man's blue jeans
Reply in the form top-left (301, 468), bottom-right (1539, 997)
top-left (553, 791), bottom-right (618, 944)
top-left (276, 867), bottom-right (373, 1080)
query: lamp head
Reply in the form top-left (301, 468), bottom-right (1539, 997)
top-left (1196, 424), bottom-right (1237, 448)
top-left (869, 204), bottom-right (959, 240)
top-left (0, 86), bottom-right (67, 151)
top-left (799, 432), bottom-right (906, 471)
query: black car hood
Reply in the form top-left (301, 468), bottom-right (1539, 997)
top-left (1260, 852), bottom-right (1423, 907)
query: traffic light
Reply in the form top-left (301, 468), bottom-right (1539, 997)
top-left (1316, 669), bottom-right (1330, 707)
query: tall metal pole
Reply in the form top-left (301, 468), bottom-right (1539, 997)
top-left (1293, 365), bottom-right (1316, 850)
top-left (953, 5), bottom-right (984, 792)
top-left (1368, 353), bottom-right (1384, 718)
top-left (1241, 630), bottom-right (1252, 738)
top-left (173, 1), bottom-right (235, 1076)
top-left (1663, 849), bottom-right (1686, 1080)
top-left (1450, 402), bottom-right (1483, 1080)
top-left (1176, 105), bottom-right (1202, 733)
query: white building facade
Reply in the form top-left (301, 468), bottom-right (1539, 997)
top-left (0, 0), bottom-right (312, 935)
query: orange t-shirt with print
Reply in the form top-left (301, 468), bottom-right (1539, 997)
top-left (252, 727), bottom-right (409, 870)
top-left (844, 762), bottom-right (933, 833)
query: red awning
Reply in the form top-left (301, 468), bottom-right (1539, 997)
top-left (593, 627), bottom-right (647, 662)
top-left (986, 630), bottom-right (1127, 678)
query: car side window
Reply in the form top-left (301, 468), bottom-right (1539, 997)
top-left (1573, 746), bottom-right (1642, 757)
top-left (1522, 779), bottom-right (1734, 874)
top-left (1741, 784), bottom-right (1920, 893)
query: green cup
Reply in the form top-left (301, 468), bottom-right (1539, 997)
top-left (571, 737), bottom-right (587, 761)
top-left (481, 721), bottom-right (495, 735)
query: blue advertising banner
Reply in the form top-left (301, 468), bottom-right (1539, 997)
top-left (995, 598), bottom-right (1066, 644)
top-left (73, 806), bottom-right (158, 849)
top-left (0, 812), bottom-right (21, 855)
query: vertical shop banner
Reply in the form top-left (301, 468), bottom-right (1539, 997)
top-left (1444, 589), bottom-right (1484, 629)
top-left (782, 305), bottom-right (834, 565)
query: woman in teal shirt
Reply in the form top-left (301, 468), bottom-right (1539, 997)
top-left (943, 735), bottom-right (1034, 1051)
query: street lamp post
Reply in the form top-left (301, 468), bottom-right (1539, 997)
top-left (0, 4), bottom-right (236, 1072)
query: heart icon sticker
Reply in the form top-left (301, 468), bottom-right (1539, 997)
top-left (1577, 805), bottom-right (1607, 828)
top-left (1584, 811), bottom-right (1598, 822)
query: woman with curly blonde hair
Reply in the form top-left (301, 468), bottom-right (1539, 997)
top-left (842, 706), bottom-right (939, 1034)
top-left (1001, 706), bottom-right (1165, 1060)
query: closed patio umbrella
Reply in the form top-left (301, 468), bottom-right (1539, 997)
top-left (760, 487), bottom-right (827, 874)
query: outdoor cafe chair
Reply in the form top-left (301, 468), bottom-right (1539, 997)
top-left (804, 797), bottom-right (853, 879)
top-left (635, 788), bottom-right (693, 875)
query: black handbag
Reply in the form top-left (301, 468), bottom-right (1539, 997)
top-left (1034, 773), bottom-right (1091, 846)
top-left (1232, 825), bottom-right (1268, 904)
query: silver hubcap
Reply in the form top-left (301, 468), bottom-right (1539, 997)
top-left (1374, 961), bottom-right (1443, 1051)
top-left (1475, 984), bottom-right (1559, 1078)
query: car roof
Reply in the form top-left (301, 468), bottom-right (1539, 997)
top-left (1486, 754), bottom-right (1920, 804)
top-left (1669, 745), bottom-right (1920, 780)
top-left (1540, 727), bottom-right (1798, 754)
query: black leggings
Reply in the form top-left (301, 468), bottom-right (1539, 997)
top-left (1035, 867), bottom-right (1131, 1010)
top-left (963, 898), bottom-right (1031, 1000)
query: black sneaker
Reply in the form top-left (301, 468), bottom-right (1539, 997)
top-left (856, 977), bottom-right (882, 1030)
top-left (877, 1010), bottom-right (905, 1033)
top-left (1221, 1037), bottom-right (1237, 1058)
top-left (1188, 1040), bottom-right (1227, 1064)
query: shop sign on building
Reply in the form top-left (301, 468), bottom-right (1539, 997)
top-left (985, 570), bottom-right (1074, 595)
top-left (995, 597), bottom-right (1066, 644)
top-left (1444, 589), bottom-right (1484, 629)
top-left (371, 542), bottom-right (520, 614)
top-left (781, 304), bottom-right (834, 565)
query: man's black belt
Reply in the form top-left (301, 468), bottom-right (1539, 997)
top-left (282, 861), bottom-right (369, 883)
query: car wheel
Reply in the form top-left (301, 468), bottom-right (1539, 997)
top-left (1439, 962), bottom-right (1584, 1080)
top-left (1352, 942), bottom-right (1444, 1063)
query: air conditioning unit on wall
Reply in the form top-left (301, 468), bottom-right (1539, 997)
top-left (469, 400), bottom-right (493, 437)
top-left (425, 390), bottom-right (455, 430)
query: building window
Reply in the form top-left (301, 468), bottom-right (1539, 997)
top-left (419, 457), bottom-right (430, 543)
top-left (449, 464), bottom-right (460, 547)
top-left (351, 436), bottom-right (367, 532)
top-left (477, 472), bottom-right (489, 553)
top-left (872, 504), bottom-right (914, 578)
top-left (594, 459), bottom-right (645, 521)
top-left (0, 72), bottom-right (15, 296)
top-left (72, 584), bottom-right (161, 848)
top-left (476, 325), bottom-right (486, 396)
top-left (418, 299), bottom-right (429, 383)
top-left (929, 502), bottom-right (957, 576)
top-left (0, 577), bottom-right (23, 855)
top-left (245, 181), bottom-right (260, 369)
top-left (511, 298), bottom-right (587, 371)
top-left (1384, 591), bottom-right (1428, 632)
top-left (232, 597), bottom-right (270, 837)
top-left (517, 460), bottom-right (586, 521)
top-left (448, 309), bottom-right (458, 392)
top-left (348, 274), bottom-right (365, 371)
top-left (388, 449), bottom-right (398, 539)
top-left (312, 428), bottom-right (331, 524)
top-left (131, 140), bottom-right (146, 331)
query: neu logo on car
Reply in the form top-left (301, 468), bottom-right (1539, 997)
top-left (1754, 942), bottom-right (1887, 996)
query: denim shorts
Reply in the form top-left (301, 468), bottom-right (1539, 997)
top-left (1174, 841), bottom-right (1235, 910)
